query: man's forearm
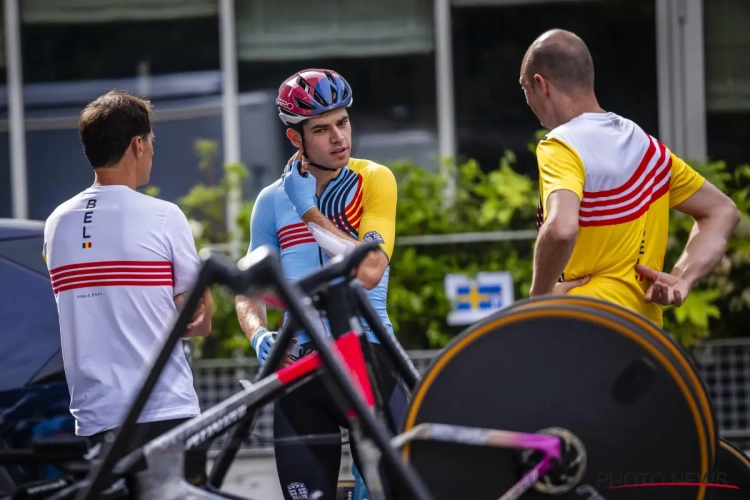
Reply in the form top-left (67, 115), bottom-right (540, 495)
top-left (236, 294), bottom-right (268, 342)
top-left (302, 207), bottom-right (385, 288)
top-left (302, 208), bottom-right (357, 242)
top-left (530, 224), bottom-right (577, 296)
top-left (671, 212), bottom-right (740, 287)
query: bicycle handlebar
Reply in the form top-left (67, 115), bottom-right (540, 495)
top-left (296, 242), bottom-right (381, 296)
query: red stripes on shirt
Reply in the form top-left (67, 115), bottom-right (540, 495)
top-left (578, 135), bottom-right (672, 227)
top-left (332, 176), bottom-right (364, 233)
top-left (277, 223), bottom-right (316, 250)
top-left (49, 260), bottom-right (173, 293)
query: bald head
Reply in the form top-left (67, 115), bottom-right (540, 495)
top-left (522, 29), bottom-right (594, 94)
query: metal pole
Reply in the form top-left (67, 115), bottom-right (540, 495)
top-left (136, 60), bottom-right (151, 98)
top-left (434, 0), bottom-right (456, 203)
top-left (219, 0), bottom-right (242, 259)
top-left (4, 0), bottom-right (28, 220)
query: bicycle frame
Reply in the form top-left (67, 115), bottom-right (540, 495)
top-left (74, 245), bottom-right (433, 500)
top-left (207, 276), bottom-right (421, 490)
top-left (72, 245), bottom-right (565, 500)
top-left (129, 335), bottom-right (562, 500)
top-left (129, 331), bottom-right (371, 500)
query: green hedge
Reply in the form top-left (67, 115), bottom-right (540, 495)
top-left (152, 135), bottom-right (750, 358)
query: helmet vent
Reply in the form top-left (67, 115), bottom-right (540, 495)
top-left (312, 89), bottom-right (328, 107)
top-left (297, 76), bottom-right (311, 93)
top-left (294, 98), bottom-right (314, 110)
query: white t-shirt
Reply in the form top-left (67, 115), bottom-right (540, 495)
top-left (43, 185), bottom-right (202, 436)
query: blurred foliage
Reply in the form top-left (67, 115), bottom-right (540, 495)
top-left (153, 135), bottom-right (749, 358)
top-left (388, 151), bottom-right (538, 348)
top-left (146, 139), bottom-right (278, 359)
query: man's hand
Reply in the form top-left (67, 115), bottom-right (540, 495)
top-left (552, 275), bottom-right (590, 295)
top-left (176, 289), bottom-right (212, 337)
top-left (186, 299), bottom-right (205, 330)
top-left (530, 275), bottom-right (590, 297)
top-left (281, 338), bottom-right (298, 368)
top-left (635, 264), bottom-right (692, 306)
top-left (282, 151), bottom-right (318, 219)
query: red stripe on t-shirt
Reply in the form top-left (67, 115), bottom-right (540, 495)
top-left (582, 133), bottom-right (658, 201)
top-left (278, 226), bottom-right (311, 241)
top-left (579, 180), bottom-right (670, 227)
top-left (49, 260), bottom-right (171, 277)
top-left (49, 260), bottom-right (174, 293)
top-left (578, 138), bottom-right (672, 227)
top-left (345, 179), bottom-right (363, 217)
top-left (277, 223), bottom-right (316, 250)
top-left (51, 266), bottom-right (171, 283)
top-left (52, 272), bottom-right (174, 290)
top-left (54, 280), bottom-right (175, 294)
top-left (348, 208), bottom-right (363, 230)
top-left (277, 223), bottom-right (307, 239)
top-left (280, 235), bottom-right (317, 250)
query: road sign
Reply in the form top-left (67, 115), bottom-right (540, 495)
top-left (445, 272), bottom-right (514, 326)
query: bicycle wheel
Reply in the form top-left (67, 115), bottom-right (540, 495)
top-left (401, 304), bottom-right (712, 500)
top-left (506, 295), bottom-right (718, 467)
top-left (711, 439), bottom-right (750, 498)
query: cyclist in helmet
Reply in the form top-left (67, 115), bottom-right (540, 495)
top-left (235, 69), bottom-right (407, 500)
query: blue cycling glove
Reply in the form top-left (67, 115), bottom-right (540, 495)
top-left (282, 160), bottom-right (318, 219)
top-left (251, 328), bottom-right (275, 366)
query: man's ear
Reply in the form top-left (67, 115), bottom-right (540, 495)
top-left (132, 136), bottom-right (143, 158)
top-left (286, 128), bottom-right (303, 149)
top-left (534, 74), bottom-right (548, 96)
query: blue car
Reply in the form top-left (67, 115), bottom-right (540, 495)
top-left (0, 218), bottom-right (73, 495)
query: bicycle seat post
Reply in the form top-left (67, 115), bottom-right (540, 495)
top-left (319, 277), bottom-right (390, 419)
top-left (321, 278), bottom-right (357, 340)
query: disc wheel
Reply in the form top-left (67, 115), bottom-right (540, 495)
top-left (401, 303), bottom-right (713, 500)
top-left (710, 439), bottom-right (750, 498)
top-left (506, 295), bottom-right (718, 468)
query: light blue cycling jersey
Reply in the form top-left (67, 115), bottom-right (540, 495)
top-left (248, 158), bottom-right (398, 345)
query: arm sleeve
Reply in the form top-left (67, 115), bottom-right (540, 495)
top-left (163, 205), bottom-right (202, 295)
top-left (359, 164), bottom-right (397, 259)
top-left (248, 188), bottom-right (279, 254)
top-left (536, 137), bottom-right (586, 214)
top-left (668, 152), bottom-right (706, 207)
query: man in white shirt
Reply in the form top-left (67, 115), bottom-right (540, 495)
top-left (42, 90), bottom-right (212, 484)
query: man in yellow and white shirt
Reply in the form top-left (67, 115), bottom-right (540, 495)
top-left (520, 29), bottom-right (740, 327)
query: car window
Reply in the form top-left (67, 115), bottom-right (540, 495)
top-left (0, 236), bottom-right (48, 276)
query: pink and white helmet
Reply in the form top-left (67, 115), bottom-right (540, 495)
top-left (276, 69), bottom-right (354, 126)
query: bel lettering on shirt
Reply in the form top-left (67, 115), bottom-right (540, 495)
top-left (83, 198), bottom-right (96, 241)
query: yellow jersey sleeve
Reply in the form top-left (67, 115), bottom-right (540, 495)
top-left (536, 137), bottom-right (586, 211)
top-left (668, 153), bottom-right (706, 207)
top-left (359, 163), bottom-right (397, 259)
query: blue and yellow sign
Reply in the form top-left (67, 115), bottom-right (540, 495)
top-left (445, 272), bottom-right (514, 326)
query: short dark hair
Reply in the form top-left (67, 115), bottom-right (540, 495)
top-left (288, 107), bottom-right (351, 135)
top-left (523, 31), bottom-right (595, 94)
top-left (78, 90), bottom-right (153, 169)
